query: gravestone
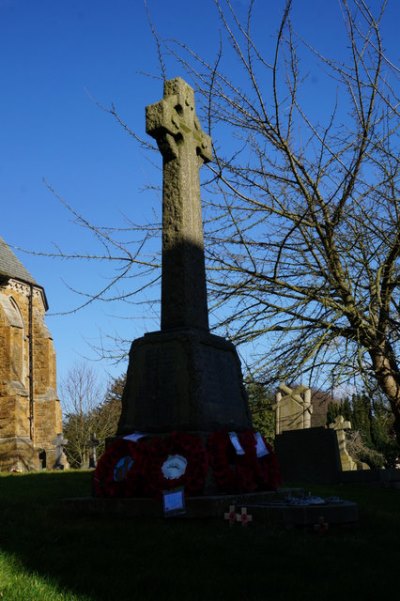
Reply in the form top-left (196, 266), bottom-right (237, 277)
top-left (329, 416), bottom-right (357, 471)
top-left (274, 427), bottom-right (341, 484)
top-left (275, 383), bottom-right (312, 434)
top-left (329, 416), bottom-right (370, 471)
top-left (52, 433), bottom-right (68, 469)
top-left (118, 78), bottom-right (251, 435)
top-left (88, 433), bottom-right (100, 468)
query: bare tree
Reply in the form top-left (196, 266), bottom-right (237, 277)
top-left (91, 374), bottom-right (125, 457)
top-left (60, 362), bottom-right (105, 468)
top-left (167, 0), bottom-right (400, 442)
top-left (22, 1), bottom-right (400, 443)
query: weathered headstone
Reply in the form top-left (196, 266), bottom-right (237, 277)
top-left (274, 383), bottom-right (312, 434)
top-left (118, 78), bottom-right (251, 434)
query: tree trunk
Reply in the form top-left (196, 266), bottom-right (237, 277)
top-left (370, 346), bottom-right (400, 446)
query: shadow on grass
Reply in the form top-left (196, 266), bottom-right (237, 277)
top-left (0, 472), bottom-right (400, 600)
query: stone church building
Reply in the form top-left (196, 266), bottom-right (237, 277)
top-left (0, 236), bottom-right (63, 471)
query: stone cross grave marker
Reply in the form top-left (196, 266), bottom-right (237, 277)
top-left (146, 77), bottom-right (212, 332)
top-left (88, 432), bottom-right (100, 468)
top-left (52, 433), bottom-right (68, 469)
top-left (329, 415), bottom-right (356, 471)
top-left (275, 383), bottom-right (312, 434)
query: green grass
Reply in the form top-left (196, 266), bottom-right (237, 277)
top-left (0, 554), bottom-right (88, 601)
top-left (0, 471), bottom-right (400, 600)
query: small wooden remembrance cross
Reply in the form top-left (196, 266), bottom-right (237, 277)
top-left (224, 504), bottom-right (237, 526)
top-left (224, 506), bottom-right (253, 526)
top-left (146, 78), bottom-right (212, 332)
top-left (313, 516), bottom-right (329, 534)
top-left (237, 507), bottom-right (253, 527)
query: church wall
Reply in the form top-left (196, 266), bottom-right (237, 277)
top-left (0, 279), bottom-right (62, 471)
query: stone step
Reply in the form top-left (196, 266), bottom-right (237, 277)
top-left (63, 488), bottom-right (357, 527)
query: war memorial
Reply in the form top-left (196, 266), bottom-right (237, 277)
top-left (83, 78), bottom-right (357, 526)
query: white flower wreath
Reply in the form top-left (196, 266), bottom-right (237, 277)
top-left (161, 454), bottom-right (188, 480)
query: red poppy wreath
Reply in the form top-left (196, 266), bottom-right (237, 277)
top-left (253, 436), bottom-right (282, 491)
top-left (143, 431), bottom-right (209, 498)
top-left (207, 430), bottom-right (281, 493)
top-left (92, 437), bottom-right (148, 498)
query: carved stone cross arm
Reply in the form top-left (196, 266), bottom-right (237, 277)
top-left (329, 415), bottom-right (352, 431)
top-left (146, 78), bottom-right (212, 163)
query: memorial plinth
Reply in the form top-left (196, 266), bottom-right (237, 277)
top-left (118, 329), bottom-right (251, 434)
top-left (118, 78), bottom-right (251, 436)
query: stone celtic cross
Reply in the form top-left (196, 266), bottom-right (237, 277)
top-left (146, 78), bottom-right (212, 331)
top-left (117, 78), bottom-right (251, 436)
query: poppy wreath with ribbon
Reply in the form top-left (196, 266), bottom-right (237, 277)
top-left (238, 430), bottom-right (281, 491)
top-left (207, 430), bottom-right (280, 493)
top-left (92, 438), bottom-right (148, 498)
top-left (253, 439), bottom-right (282, 491)
top-left (207, 430), bottom-right (257, 493)
top-left (143, 431), bottom-right (209, 498)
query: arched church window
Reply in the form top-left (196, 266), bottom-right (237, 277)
top-left (9, 297), bottom-right (23, 327)
top-left (9, 297), bottom-right (26, 384)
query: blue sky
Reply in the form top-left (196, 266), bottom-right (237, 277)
top-left (1, 0), bottom-right (399, 396)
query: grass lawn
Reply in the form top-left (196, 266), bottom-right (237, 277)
top-left (0, 471), bottom-right (399, 600)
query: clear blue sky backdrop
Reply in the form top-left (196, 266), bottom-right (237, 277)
top-left (1, 0), bottom-right (399, 393)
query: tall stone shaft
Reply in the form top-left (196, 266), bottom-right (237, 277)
top-left (146, 77), bottom-right (212, 331)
